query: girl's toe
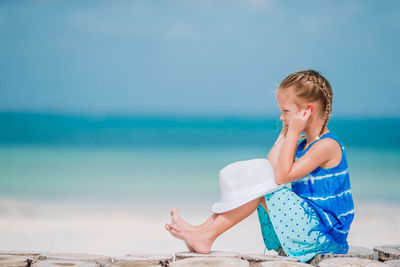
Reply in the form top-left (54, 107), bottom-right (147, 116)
top-left (170, 207), bottom-right (176, 217)
top-left (171, 222), bottom-right (181, 232)
top-left (164, 223), bottom-right (171, 231)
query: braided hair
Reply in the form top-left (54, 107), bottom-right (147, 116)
top-left (278, 69), bottom-right (333, 139)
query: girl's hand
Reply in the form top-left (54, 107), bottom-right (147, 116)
top-left (288, 109), bottom-right (311, 134)
top-left (281, 122), bottom-right (289, 137)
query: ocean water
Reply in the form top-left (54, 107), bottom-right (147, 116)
top-left (0, 113), bottom-right (399, 207)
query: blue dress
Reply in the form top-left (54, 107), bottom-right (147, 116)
top-left (257, 131), bottom-right (355, 263)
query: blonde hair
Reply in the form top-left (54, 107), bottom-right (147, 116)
top-left (278, 69), bottom-right (333, 139)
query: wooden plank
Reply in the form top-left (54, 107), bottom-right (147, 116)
top-left (385, 260), bottom-right (400, 267)
top-left (38, 253), bottom-right (111, 264)
top-left (309, 246), bottom-right (375, 266)
top-left (318, 257), bottom-right (388, 267)
top-left (174, 251), bottom-right (240, 260)
top-left (241, 253), bottom-right (298, 266)
top-left (0, 255), bottom-right (33, 267)
top-left (34, 259), bottom-right (98, 267)
top-left (260, 261), bottom-right (312, 266)
top-left (109, 254), bottom-right (173, 267)
top-left (374, 245), bottom-right (400, 261)
top-left (170, 257), bottom-right (249, 267)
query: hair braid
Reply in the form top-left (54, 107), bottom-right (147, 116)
top-left (304, 72), bottom-right (333, 139)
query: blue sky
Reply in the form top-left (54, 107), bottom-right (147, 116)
top-left (0, 0), bottom-right (399, 117)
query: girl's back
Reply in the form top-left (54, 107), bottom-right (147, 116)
top-left (292, 131), bottom-right (355, 253)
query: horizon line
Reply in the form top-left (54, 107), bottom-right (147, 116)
top-left (0, 111), bottom-right (399, 120)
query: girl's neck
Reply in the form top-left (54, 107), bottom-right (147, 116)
top-left (304, 120), bottom-right (329, 145)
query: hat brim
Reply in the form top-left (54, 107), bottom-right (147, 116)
top-left (212, 184), bottom-right (285, 214)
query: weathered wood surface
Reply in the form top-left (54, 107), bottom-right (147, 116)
top-left (38, 253), bottom-right (111, 264)
top-left (108, 254), bottom-right (172, 267)
top-left (318, 257), bottom-right (388, 267)
top-left (0, 251), bottom-right (43, 256)
top-left (277, 248), bottom-right (287, 257)
top-left (385, 260), bottom-right (400, 267)
top-left (107, 261), bottom-right (163, 267)
top-left (174, 251), bottom-right (241, 260)
top-left (0, 255), bottom-right (33, 267)
top-left (374, 245), bottom-right (400, 261)
top-left (107, 262), bottom-right (163, 267)
top-left (1, 246), bottom-right (399, 267)
top-left (241, 253), bottom-right (298, 266)
top-left (308, 246), bottom-right (375, 266)
top-left (170, 256), bottom-right (250, 267)
top-left (259, 260), bottom-right (312, 266)
top-left (33, 259), bottom-right (98, 267)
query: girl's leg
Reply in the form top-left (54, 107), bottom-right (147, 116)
top-left (257, 198), bottom-right (282, 251)
top-left (167, 197), bottom-right (263, 254)
top-left (260, 197), bottom-right (269, 215)
top-left (170, 197), bottom-right (269, 232)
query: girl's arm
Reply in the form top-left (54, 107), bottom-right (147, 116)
top-left (274, 109), bottom-right (336, 185)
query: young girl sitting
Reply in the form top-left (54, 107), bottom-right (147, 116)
top-left (164, 69), bottom-right (355, 263)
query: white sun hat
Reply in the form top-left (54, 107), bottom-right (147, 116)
top-left (212, 158), bottom-right (284, 214)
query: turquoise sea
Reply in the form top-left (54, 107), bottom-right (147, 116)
top-left (1, 113), bottom-right (399, 207)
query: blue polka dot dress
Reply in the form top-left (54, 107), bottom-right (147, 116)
top-left (257, 132), bottom-right (354, 263)
top-left (256, 186), bottom-right (342, 263)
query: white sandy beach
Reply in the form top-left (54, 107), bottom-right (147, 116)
top-left (0, 198), bottom-right (399, 256)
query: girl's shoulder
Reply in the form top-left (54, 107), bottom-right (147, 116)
top-left (295, 131), bottom-right (342, 156)
top-left (305, 131), bottom-right (344, 152)
top-left (308, 132), bottom-right (345, 170)
top-left (295, 132), bottom-right (345, 161)
top-left (313, 137), bottom-right (342, 155)
top-left (309, 132), bottom-right (343, 152)
top-left (317, 132), bottom-right (345, 151)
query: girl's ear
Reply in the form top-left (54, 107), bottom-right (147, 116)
top-left (306, 103), bottom-right (315, 116)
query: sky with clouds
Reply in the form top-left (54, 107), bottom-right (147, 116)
top-left (0, 0), bottom-right (399, 117)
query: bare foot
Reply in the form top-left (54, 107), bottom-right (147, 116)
top-left (164, 223), bottom-right (195, 252)
top-left (171, 207), bottom-right (197, 231)
top-left (169, 223), bottom-right (213, 254)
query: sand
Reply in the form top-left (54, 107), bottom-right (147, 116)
top-left (0, 198), bottom-right (398, 256)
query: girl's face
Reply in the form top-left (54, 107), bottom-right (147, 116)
top-left (276, 88), bottom-right (304, 129)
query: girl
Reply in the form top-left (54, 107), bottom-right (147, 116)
top-left (164, 69), bottom-right (355, 263)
